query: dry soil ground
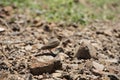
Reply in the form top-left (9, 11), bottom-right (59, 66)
top-left (0, 6), bottom-right (120, 80)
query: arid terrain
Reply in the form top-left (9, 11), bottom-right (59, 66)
top-left (0, 3), bottom-right (120, 80)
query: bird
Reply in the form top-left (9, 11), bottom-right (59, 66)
top-left (35, 38), bottom-right (60, 57)
top-left (40, 38), bottom-right (60, 51)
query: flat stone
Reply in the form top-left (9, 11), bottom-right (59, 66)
top-left (29, 58), bottom-right (54, 75)
top-left (29, 57), bottom-right (62, 75)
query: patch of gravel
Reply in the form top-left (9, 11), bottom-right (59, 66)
top-left (0, 6), bottom-right (120, 80)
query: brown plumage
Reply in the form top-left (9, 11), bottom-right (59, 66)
top-left (41, 38), bottom-right (60, 50)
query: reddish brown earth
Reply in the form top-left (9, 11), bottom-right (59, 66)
top-left (0, 6), bottom-right (120, 80)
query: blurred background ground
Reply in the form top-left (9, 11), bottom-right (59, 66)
top-left (0, 0), bottom-right (120, 25)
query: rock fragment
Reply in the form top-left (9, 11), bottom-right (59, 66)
top-left (74, 40), bottom-right (97, 59)
top-left (29, 57), bottom-right (62, 75)
top-left (29, 58), bottom-right (54, 75)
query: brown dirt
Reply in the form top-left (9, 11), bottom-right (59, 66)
top-left (0, 6), bottom-right (120, 80)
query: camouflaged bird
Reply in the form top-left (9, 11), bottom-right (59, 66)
top-left (41, 38), bottom-right (60, 50)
